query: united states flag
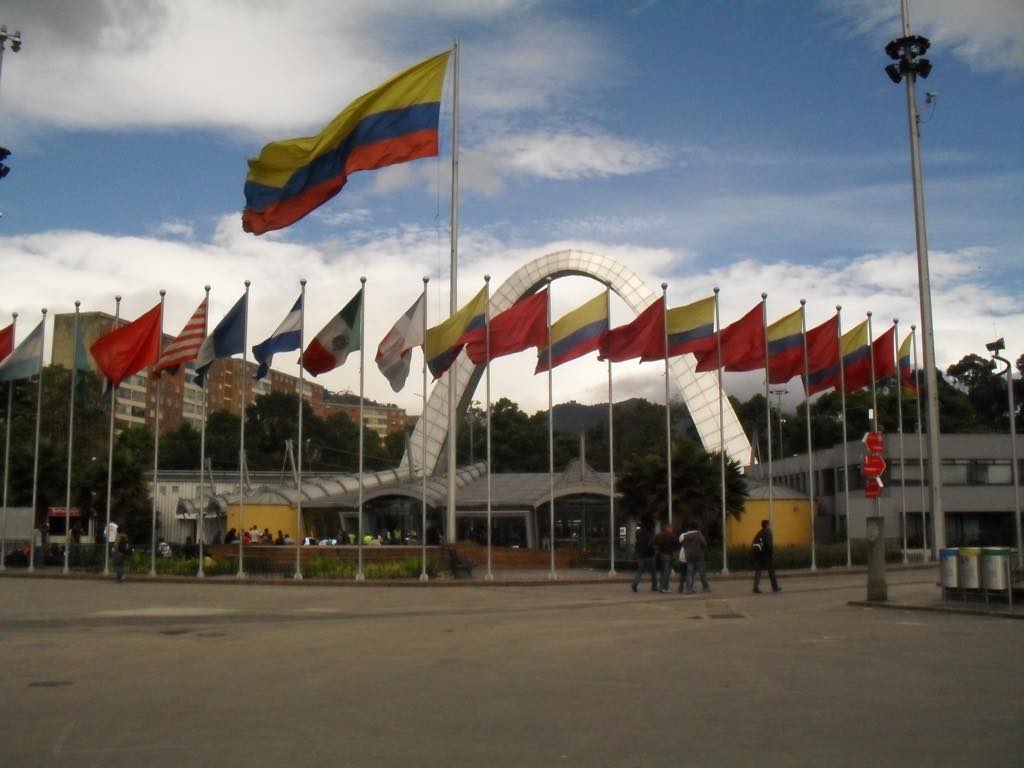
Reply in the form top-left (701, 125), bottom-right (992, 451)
top-left (154, 297), bottom-right (208, 375)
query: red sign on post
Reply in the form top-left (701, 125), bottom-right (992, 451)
top-left (864, 477), bottom-right (884, 499)
top-left (863, 431), bottom-right (885, 454)
top-left (861, 454), bottom-right (887, 477)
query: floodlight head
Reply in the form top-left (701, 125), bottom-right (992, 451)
top-left (985, 338), bottom-right (1005, 353)
top-left (884, 39), bottom-right (901, 60)
top-left (885, 63), bottom-right (902, 84)
top-left (916, 58), bottom-right (932, 78)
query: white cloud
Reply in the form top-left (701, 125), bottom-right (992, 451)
top-left (0, 224), bottom-right (1017, 416)
top-left (152, 218), bottom-right (195, 239)
top-left (826, 0), bottom-right (1024, 73)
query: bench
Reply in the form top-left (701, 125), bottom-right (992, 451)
top-left (446, 547), bottom-right (476, 579)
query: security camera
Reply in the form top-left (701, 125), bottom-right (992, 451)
top-left (985, 338), bottom-right (1005, 353)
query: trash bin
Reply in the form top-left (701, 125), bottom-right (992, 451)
top-left (939, 548), bottom-right (958, 590)
top-left (980, 547), bottom-right (1010, 591)
top-left (957, 547), bottom-right (981, 590)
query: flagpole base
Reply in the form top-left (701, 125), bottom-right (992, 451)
top-left (484, 571), bottom-right (494, 582)
top-left (355, 571), bottom-right (366, 582)
top-left (236, 570), bottom-right (246, 580)
top-left (293, 571), bottom-right (303, 581)
top-left (419, 573), bottom-right (429, 582)
top-left (721, 567), bottom-right (729, 576)
top-left (196, 568), bottom-right (205, 579)
top-left (607, 568), bottom-right (617, 577)
top-left (547, 570), bottom-right (558, 582)
top-left (149, 569), bottom-right (156, 578)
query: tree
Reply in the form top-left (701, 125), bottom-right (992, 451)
top-left (617, 439), bottom-right (747, 543)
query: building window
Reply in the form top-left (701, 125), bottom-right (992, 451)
top-left (972, 460), bottom-right (1012, 485)
top-left (940, 461), bottom-right (969, 485)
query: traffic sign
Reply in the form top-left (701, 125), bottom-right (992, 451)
top-left (863, 431), bottom-right (885, 453)
top-left (864, 477), bottom-right (884, 499)
top-left (861, 454), bottom-right (887, 477)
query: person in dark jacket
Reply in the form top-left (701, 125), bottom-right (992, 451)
top-left (680, 520), bottom-right (710, 594)
top-left (752, 519), bottom-right (781, 593)
top-left (654, 523), bottom-right (676, 593)
top-left (631, 515), bottom-right (658, 593)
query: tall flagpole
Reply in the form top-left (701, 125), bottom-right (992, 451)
top-left (28, 308), bottom-right (46, 573)
top-left (420, 276), bottom-right (430, 582)
top-left (662, 283), bottom-right (672, 527)
top-left (237, 280), bottom-right (250, 579)
top-left (0, 311), bottom-right (17, 571)
top-left (446, 39), bottom-right (460, 545)
top-left (356, 276), bottom-right (367, 581)
top-left (866, 311), bottom-right (881, 552)
top-left (895, 317), bottom-right (907, 562)
top-left (62, 301), bottom-right (81, 574)
top-left (762, 293), bottom-right (773, 524)
top-left (837, 305), bottom-right (852, 567)
top-left (801, 300), bottom-right (816, 571)
top-left (484, 275), bottom-right (493, 581)
top-left (196, 285), bottom-right (211, 578)
top-left (149, 290), bottom-right (166, 577)
top-left (911, 324), bottom-right (928, 558)
top-left (714, 288), bottom-right (728, 574)
top-left (294, 278), bottom-right (307, 581)
top-left (547, 277), bottom-right (556, 581)
top-left (103, 297), bottom-right (120, 575)
top-left (606, 283), bottom-right (616, 576)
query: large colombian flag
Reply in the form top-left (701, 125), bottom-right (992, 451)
top-left (536, 292), bottom-right (608, 374)
top-left (425, 287), bottom-right (487, 379)
top-left (243, 51), bottom-right (451, 235)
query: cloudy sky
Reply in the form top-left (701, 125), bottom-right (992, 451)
top-left (0, 0), bottom-right (1021, 415)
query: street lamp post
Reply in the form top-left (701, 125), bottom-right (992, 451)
top-left (987, 338), bottom-right (1022, 568)
top-left (883, 0), bottom-right (944, 554)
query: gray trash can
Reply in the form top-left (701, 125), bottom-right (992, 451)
top-left (980, 547), bottom-right (1010, 591)
top-left (958, 547), bottom-right (981, 590)
top-left (939, 548), bottom-right (958, 590)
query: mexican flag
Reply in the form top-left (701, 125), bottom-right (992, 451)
top-left (302, 288), bottom-right (362, 376)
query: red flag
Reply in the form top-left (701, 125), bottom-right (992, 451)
top-left (695, 301), bottom-right (765, 372)
top-left (90, 303), bottom-right (162, 387)
top-left (803, 315), bottom-right (840, 394)
top-left (464, 290), bottom-right (549, 365)
top-left (154, 297), bottom-right (207, 376)
top-left (0, 322), bottom-right (13, 363)
top-left (598, 297), bottom-right (664, 363)
top-left (845, 325), bottom-right (896, 393)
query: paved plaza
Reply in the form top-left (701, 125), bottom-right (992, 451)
top-left (1, 567), bottom-right (1021, 767)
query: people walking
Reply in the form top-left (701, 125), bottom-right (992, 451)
top-left (680, 520), bottom-right (710, 594)
top-left (752, 519), bottom-right (781, 593)
top-left (654, 522), bottom-right (676, 593)
top-left (631, 515), bottom-right (658, 593)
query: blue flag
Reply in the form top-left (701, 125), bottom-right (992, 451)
top-left (252, 293), bottom-right (302, 380)
top-left (194, 292), bottom-right (247, 386)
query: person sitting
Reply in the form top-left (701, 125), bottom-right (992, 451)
top-left (241, 530), bottom-right (251, 545)
top-left (224, 528), bottom-right (237, 544)
top-left (274, 530), bottom-right (285, 545)
top-left (283, 532), bottom-right (294, 545)
top-left (261, 527), bottom-right (273, 544)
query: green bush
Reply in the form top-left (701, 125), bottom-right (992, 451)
top-left (301, 556), bottom-right (441, 580)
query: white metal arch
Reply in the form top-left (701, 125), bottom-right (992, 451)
top-left (405, 249), bottom-right (752, 476)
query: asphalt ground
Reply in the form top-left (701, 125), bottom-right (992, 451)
top-left (1, 567), bottom-right (1021, 768)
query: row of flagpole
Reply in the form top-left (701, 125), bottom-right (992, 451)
top-left (0, 276), bottom-right (943, 581)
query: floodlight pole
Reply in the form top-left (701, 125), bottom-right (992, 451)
top-left (990, 350), bottom-right (1022, 568)
top-left (886, 0), bottom-right (944, 554)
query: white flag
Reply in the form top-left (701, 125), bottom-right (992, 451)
top-left (375, 293), bottom-right (425, 392)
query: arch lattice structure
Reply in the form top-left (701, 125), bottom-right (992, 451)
top-left (405, 249), bottom-right (751, 476)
